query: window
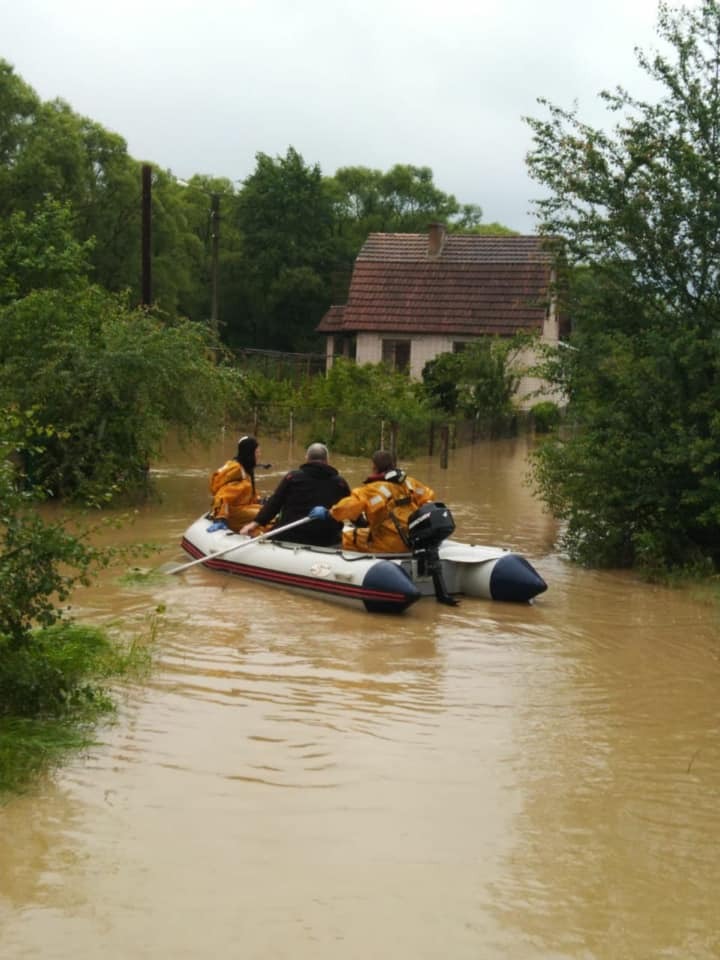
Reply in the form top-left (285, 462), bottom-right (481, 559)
top-left (382, 339), bottom-right (411, 373)
top-left (333, 335), bottom-right (356, 360)
top-left (452, 341), bottom-right (468, 353)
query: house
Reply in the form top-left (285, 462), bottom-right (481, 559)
top-left (316, 224), bottom-right (567, 408)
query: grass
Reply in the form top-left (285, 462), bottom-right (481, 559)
top-left (0, 619), bottom-right (156, 801)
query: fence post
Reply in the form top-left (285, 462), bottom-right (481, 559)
top-left (380, 419), bottom-right (385, 449)
top-left (253, 407), bottom-right (259, 436)
top-left (330, 413), bottom-right (336, 442)
top-left (289, 409), bottom-right (294, 444)
top-left (428, 421), bottom-right (435, 456)
top-left (440, 424), bottom-right (449, 469)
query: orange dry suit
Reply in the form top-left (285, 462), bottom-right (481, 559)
top-left (209, 459), bottom-right (262, 531)
top-left (329, 469), bottom-right (435, 553)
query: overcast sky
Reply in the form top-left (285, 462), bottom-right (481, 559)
top-left (2, 0), bottom-right (671, 232)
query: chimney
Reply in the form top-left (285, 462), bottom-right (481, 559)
top-left (427, 222), bottom-right (446, 258)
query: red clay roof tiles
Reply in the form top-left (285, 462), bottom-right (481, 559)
top-left (317, 232), bottom-right (553, 336)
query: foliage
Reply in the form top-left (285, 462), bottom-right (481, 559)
top-left (530, 401), bottom-right (561, 433)
top-left (0, 198), bottom-right (94, 303)
top-left (0, 410), bottom-right (155, 797)
top-left (327, 163), bottom-right (481, 239)
top-left (298, 359), bottom-right (433, 456)
top-left (0, 625), bottom-right (115, 717)
top-left (0, 409), bottom-right (116, 646)
top-left (525, 0), bottom-right (720, 570)
top-left (0, 58), bottom-right (516, 354)
top-left (0, 198), bottom-right (233, 501)
top-left (421, 337), bottom-right (525, 434)
top-left (0, 622), bottom-right (153, 797)
top-left (232, 146), bottom-right (335, 350)
top-left (325, 164), bottom-right (484, 296)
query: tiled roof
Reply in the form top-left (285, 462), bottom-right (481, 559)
top-left (317, 304), bottom-right (345, 332)
top-left (317, 232), bottom-right (553, 336)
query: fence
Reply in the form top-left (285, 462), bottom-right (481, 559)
top-left (227, 404), bottom-right (530, 468)
top-left (232, 347), bottom-right (327, 382)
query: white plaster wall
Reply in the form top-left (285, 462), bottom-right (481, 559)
top-left (326, 329), bottom-right (565, 410)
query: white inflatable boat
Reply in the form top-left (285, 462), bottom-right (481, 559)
top-left (178, 504), bottom-right (547, 614)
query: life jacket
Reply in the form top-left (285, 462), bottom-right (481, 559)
top-left (210, 459), bottom-right (248, 496)
top-left (334, 470), bottom-right (435, 552)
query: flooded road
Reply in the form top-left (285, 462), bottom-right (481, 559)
top-left (1, 435), bottom-right (719, 959)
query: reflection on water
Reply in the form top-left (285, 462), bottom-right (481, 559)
top-left (1, 436), bottom-right (719, 959)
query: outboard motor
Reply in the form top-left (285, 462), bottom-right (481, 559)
top-left (407, 502), bottom-right (459, 606)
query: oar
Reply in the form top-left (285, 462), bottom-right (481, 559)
top-left (167, 516), bottom-right (313, 575)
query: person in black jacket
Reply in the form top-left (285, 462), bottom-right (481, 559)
top-left (239, 443), bottom-right (350, 546)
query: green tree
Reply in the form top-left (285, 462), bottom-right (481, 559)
top-left (300, 358), bottom-right (433, 456)
top-left (326, 163), bottom-right (485, 269)
top-left (0, 192), bottom-right (233, 501)
top-left (233, 146), bottom-right (335, 350)
top-left (422, 339), bottom-right (523, 434)
top-left (526, 0), bottom-right (720, 569)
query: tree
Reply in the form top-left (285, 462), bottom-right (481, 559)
top-left (422, 338), bottom-right (523, 433)
top-left (526, 0), bottom-right (720, 569)
top-left (0, 193), bottom-right (234, 501)
top-left (233, 147), bottom-right (335, 350)
top-left (299, 358), bottom-right (434, 456)
top-left (327, 163), bottom-right (484, 256)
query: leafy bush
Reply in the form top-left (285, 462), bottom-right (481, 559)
top-left (0, 197), bottom-right (232, 503)
top-left (530, 401), bottom-right (561, 433)
top-left (422, 337), bottom-right (527, 436)
top-left (298, 358), bottom-right (434, 456)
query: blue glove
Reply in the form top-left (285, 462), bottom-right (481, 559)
top-left (309, 505), bottom-right (329, 521)
top-left (206, 519), bottom-right (229, 533)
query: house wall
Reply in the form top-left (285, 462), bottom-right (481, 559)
top-left (354, 331), bottom-right (562, 410)
top-left (355, 332), bottom-right (456, 377)
top-left (326, 313), bottom-right (564, 411)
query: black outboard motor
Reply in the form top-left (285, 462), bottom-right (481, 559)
top-left (407, 502), bottom-right (459, 606)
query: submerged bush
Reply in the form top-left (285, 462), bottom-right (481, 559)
top-left (530, 401), bottom-right (561, 433)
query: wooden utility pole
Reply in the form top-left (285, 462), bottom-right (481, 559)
top-left (210, 193), bottom-right (220, 335)
top-left (141, 164), bottom-right (152, 306)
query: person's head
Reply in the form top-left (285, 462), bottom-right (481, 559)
top-left (306, 442), bottom-right (329, 463)
top-left (371, 450), bottom-right (395, 474)
top-left (236, 435), bottom-right (259, 475)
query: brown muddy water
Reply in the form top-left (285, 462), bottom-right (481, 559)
top-left (1, 435), bottom-right (719, 959)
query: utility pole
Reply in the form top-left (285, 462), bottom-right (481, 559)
top-left (141, 164), bottom-right (152, 306)
top-left (210, 193), bottom-right (220, 336)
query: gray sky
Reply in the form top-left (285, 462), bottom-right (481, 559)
top-left (2, 0), bottom-right (669, 233)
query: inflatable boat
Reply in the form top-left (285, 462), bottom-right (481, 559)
top-left (177, 504), bottom-right (547, 614)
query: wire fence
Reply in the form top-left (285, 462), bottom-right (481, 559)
top-left (227, 404), bottom-right (531, 465)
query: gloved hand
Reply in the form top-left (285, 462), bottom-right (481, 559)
top-left (308, 505), bottom-right (329, 521)
top-left (206, 519), bottom-right (229, 533)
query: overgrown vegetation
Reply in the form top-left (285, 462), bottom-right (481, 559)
top-left (0, 410), bottom-right (154, 799)
top-left (221, 347), bottom-right (528, 458)
top-left (526, 0), bottom-right (720, 572)
top-left (421, 337), bottom-right (528, 435)
top-left (530, 401), bottom-right (561, 434)
top-left (0, 196), bottom-right (236, 503)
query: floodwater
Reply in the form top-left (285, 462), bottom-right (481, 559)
top-left (1, 435), bottom-right (719, 960)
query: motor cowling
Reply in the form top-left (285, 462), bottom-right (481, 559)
top-left (407, 502), bottom-right (456, 551)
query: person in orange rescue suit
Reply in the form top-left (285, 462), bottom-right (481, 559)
top-left (207, 435), bottom-right (263, 532)
top-left (321, 449), bottom-right (435, 553)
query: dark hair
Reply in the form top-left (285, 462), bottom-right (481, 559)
top-left (372, 450), bottom-right (395, 474)
top-left (236, 435), bottom-right (259, 489)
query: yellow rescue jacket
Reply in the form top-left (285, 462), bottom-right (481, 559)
top-left (330, 471), bottom-right (435, 553)
top-left (209, 459), bottom-right (261, 530)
